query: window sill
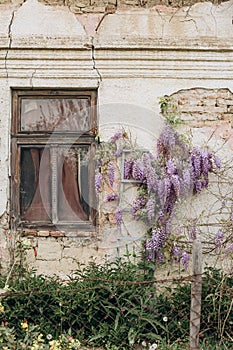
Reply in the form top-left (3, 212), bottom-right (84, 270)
top-left (21, 229), bottom-right (98, 238)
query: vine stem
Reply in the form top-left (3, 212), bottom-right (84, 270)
top-left (220, 298), bottom-right (233, 345)
top-left (4, 259), bottom-right (17, 289)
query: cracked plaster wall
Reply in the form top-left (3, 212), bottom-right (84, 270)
top-left (0, 0), bottom-right (232, 275)
top-left (0, 0), bottom-right (230, 11)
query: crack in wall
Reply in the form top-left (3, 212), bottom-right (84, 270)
top-left (65, 0), bottom-right (108, 86)
top-left (4, 1), bottom-right (28, 234)
top-left (91, 38), bottom-right (102, 86)
top-left (168, 7), bottom-right (180, 23)
top-left (4, 10), bottom-right (15, 80)
top-left (95, 12), bottom-right (109, 33)
top-left (5, 1), bottom-right (27, 80)
top-left (181, 17), bottom-right (199, 33)
top-left (155, 9), bottom-right (166, 39)
top-left (30, 69), bottom-right (37, 88)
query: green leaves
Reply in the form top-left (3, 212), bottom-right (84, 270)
top-left (0, 263), bottom-right (232, 349)
top-left (158, 96), bottom-right (183, 126)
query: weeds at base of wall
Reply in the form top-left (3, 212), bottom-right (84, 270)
top-left (0, 257), bottom-right (232, 350)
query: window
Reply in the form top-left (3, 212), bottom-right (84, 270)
top-left (11, 90), bottom-right (97, 230)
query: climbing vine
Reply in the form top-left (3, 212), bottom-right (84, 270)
top-left (95, 105), bottom-right (222, 268)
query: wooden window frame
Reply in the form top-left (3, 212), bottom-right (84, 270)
top-left (11, 89), bottom-right (98, 231)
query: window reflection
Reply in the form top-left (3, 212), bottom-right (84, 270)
top-left (21, 98), bottom-right (90, 132)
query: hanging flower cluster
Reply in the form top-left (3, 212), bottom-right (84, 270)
top-left (95, 130), bottom-right (128, 196)
top-left (95, 130), bottom-right (132, 225)
top-left (95, 126), bottom-right (221, 268)
top-left (190, 147), bottom-right (221, 193)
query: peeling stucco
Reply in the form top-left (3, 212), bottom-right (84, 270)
top-left (0, 0), bottom-right (232, 275)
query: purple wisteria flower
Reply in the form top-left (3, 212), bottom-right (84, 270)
top-left (166, 159), bottom-right (177, 176)
top-left (194, 180), bottom-right (205, 193)
top-left (97, 127), bottom-right (221, 266)
top-left (157, 126), bottom-right (176, 160)
top-left (145, 228), bottom-right (166, 261)
top-left (95, 172), bottom-right (103, 193)
top-left (214, 156), bottom-right (221, 169)
top-left (181, 251), bottom-right (189, 270)
top-left (110, 130), bottom-right (122, 143)
top-left (171, 174), bottom-right (180, 196)
top-left (132, 197), bottom-right (147, 219)
top-left (115, 148), bottom-right (123, 158)
top-left (116, 207), bottom-right (123, 229)
top-left (142, 153), bottom-right (157, 192)
top-left (173, 246), bottom-right (181, 262)
top-left (191, 148), bottom-right (202, 178)
top-left (124, 159), bottom-right (134, 179)
top-left (157, 178), bottom-right (171, 206)
top-left (104, 193), bottom-right (118, 202)
top-left (181, 168), bottom-right (193, 195)
top-left (215, 230), bottom-right (224, 247)
top-left (146, 239), bottom-right (154, 261)
top-left (225, 243), bottom-right (233, 253)
top-left (108, 162), bottom-right (115, 187)
top-left (151, 228), bottom-right (166, 251)
top-left (157, 252), bottom-right (164, 262)
top-left (152, 232), bottom-right (161, 251)
top-left (199, 150), bottom-right (206, 173)
top-left (132, 160), bottom-right (144, 181)
top-left (146, 198), bottom-right (156, 221)
top-left (190, 147), bottom-right (221, 194)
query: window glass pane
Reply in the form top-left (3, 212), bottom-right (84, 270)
top-left (57, 146), bottom-right (90, 222)
top-left (21, 98), bottom-right (90, 132)
top-left (20, 147), bottom-right (52, 222)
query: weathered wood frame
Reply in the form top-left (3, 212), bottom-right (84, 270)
top-left (11, 89), bottom-right (98, 231)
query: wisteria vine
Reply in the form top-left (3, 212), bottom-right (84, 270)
top-left (95, 126), bottom-right (221, 268)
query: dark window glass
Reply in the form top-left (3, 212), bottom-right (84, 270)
top-left (20, 147), bottom-right (51, 222)
top-left (57, 146), bottom-right (90, 222)
top-left (12, 90), bottom-right (97, 229)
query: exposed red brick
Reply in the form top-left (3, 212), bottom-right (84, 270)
top-left (37, 231), bottom-right (50, 237)
top-left (23, 231), bottom-right (38, 237)
top-left (169, 88), bottom-right (233, 125)
top-left (49, 231), bottom-right (64, 237)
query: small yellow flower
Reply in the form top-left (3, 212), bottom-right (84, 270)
top-left (21, 320), bottom-right (28, 330)
top-left (68, 338), bottom-right (81, 349)
top-left (3, 285), bottom-right (10, 291)
top-left (37, 333), bottom-right (44, 343)
top-left (49, 339), bottom-right (61, 350)
top-left (0, 302), bottom-right (4, 313)
top-left (31, 344), bottom-right (40, 350)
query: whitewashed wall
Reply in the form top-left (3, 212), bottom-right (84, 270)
top-left (0, 0), bottom-right (232, 275)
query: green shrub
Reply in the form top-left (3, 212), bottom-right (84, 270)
top-left (0, 261), bottom-right (232, 349)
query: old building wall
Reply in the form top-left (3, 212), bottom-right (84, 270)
top-left (0, 0), bottom-right (232, 276)
top-left (0, 0), bottom-right (230, 10)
